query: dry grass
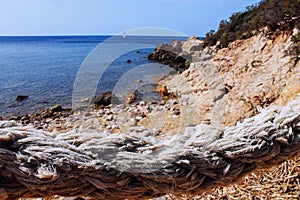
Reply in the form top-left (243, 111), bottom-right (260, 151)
top-left (167, 155), bottom-right (300, 200)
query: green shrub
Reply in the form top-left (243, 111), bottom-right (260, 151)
top-left (203, 0), bottom-right (300, 49)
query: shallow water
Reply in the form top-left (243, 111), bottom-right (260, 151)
top-left (0, 36), bottom-right (185, 117)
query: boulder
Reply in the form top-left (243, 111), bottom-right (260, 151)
top-left (172, 40), bottom-right (183, 51)
top-left (181, 36), bottom-right (204, 54)
top-left (147, 53), bottom-right (158, 60)
top-left (156, 85), bottom-right (177, 99)
top-left (156, 43), bottom-right (180, 54)
top-left (8, 115), bottom-right (21, 121)
top-left (176, 52), bottom-right (192, 63)
top-left (95, 92), bottom-right (112, 107)
top-left (41, 110), bottom-right (54, 119)
top-left (127, 92), bottom-right (137, 104)
top-left (148, 37), bottom-right (205, 71)
top-left (50, 104), bottom-right (63, 113)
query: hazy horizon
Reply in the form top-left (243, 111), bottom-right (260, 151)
top-left (0, 0), bottom-right (261, 37)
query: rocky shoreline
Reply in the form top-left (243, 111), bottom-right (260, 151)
top-left (0, 36), bottom-right (208, 133)
top-left (148, 36), bottom-right (214, 72)
top-left (161, 31), bottom-right (300, 126)
top-left (1, 99), bottom-right (185, 140)
top-left (1, 31), bottom-right (299, 134)
top-left (2, 104), bottom-right (72, 130)
top-left (0, 82), bottom-right (184, 137)
top-left (1, 30), bottom-right (300, 200)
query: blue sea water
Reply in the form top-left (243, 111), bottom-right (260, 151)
top-left (0, 36), bottom-right (185, 117)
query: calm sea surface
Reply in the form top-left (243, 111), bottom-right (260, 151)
top-left (0, 36), bottom-right (185, 117)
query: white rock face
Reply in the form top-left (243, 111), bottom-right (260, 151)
top-left (181, 36), bottom-right (204, 54)
top-left (165, 32), bottom-right (300, 126)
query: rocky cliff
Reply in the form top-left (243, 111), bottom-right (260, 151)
top-left (162, 29), bottom-right (300, 126)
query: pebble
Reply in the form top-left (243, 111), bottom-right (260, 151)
top-left (106, 115), bottom-right (114, 121)
top-left (21, 115), bottom-right (30, 120)
top-left (173, 109), bottom-right (181, 115)
top-left (111, 125), bottom-right (119, 129)
top-left (173, 101), bottom-right (179, 105)
top-left (156, 107), bottom-right (164, 111)
top-left (152, 128), bottom-right (162, 136)
top-left (97, 110), bottom-right (105, 116)
top-left (83, 112), bottom-right (92, 117)
top-left (129, 118), bottom-right (137, 126)
top-left (130, 126), bottom-right (145, 133)
top-left (22, 120), bottom-right (30, 125)
top-left (135, 116), bottom-right (143, 121)
top-left (4, 96), bottom-right (186, 137)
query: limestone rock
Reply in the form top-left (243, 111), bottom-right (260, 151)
top-left (181, 36), bottom-right (204, 54)
top-left (148, 36), bottom-right (205, 71)
top-left (164, 32), bottom-right (299, 126)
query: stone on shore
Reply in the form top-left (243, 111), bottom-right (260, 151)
top-left (95, 92), bottom-right (112, 108)
top-left (50, 104), bottom-right (63, 112)
top-left (127, 92), bottom-right (137, 104)
top-left (8, 115), bottom-right (21, 121)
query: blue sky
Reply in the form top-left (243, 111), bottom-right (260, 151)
top-left (0, 0), bottom-right (261, 36)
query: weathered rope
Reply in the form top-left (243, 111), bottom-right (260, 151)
top-left (1, 96), bottom-right (300, 200)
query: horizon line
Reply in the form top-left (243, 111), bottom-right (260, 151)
top-left (0, 33), bottom-right (195, 37)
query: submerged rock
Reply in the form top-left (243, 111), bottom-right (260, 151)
top-left (16, 95), bottom-right (29, 101)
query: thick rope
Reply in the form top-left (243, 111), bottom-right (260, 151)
top-left (1, 96), bottom-right (300, 200)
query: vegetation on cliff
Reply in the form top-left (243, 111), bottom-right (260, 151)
top-left (204, 0), bottom-right (300, 55)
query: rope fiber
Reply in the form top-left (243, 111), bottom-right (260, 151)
top-left (1, 96), bottom-right (300, 199)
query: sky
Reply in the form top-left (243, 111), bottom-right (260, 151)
top-left (0, 0), bottom-right (261, 36)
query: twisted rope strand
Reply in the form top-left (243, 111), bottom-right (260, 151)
top-left (0, 96), bottom-right (300, 199)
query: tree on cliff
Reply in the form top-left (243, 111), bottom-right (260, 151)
top-left (204, 0), bottom-right (300, 53)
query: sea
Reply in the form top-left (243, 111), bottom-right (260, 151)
top-left (0, 36), bottom-right (186, 117)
